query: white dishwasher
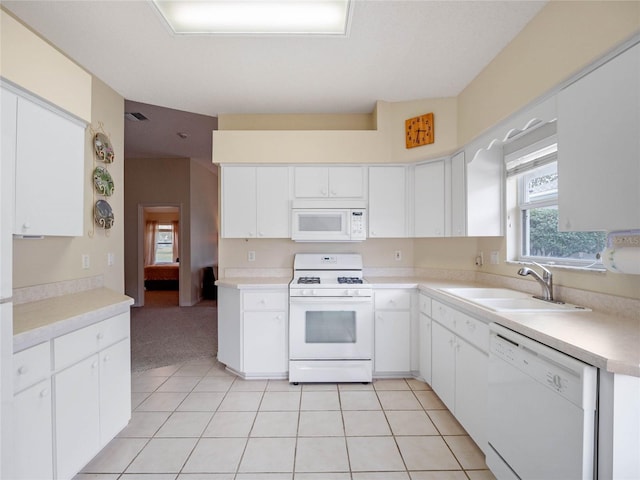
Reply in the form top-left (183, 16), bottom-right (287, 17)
top-left (487, 323), bottom-right (598, 480)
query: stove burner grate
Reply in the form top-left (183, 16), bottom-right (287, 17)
top-left (337, 277), bottom-right (363, 284)
top-left (297, 277), bottom-right (321, 284)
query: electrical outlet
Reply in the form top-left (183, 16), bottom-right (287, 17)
top-left (394, 250), bottom-right (402, 261)
top-left (475, 252), bottom-right (484, 267)
top-left (490, 251), bottom-right (500, 265)
top-left (107, 252), bottom-right (115, 266)
top-left (248, 251), bottom-right (256, 262)
top-left (82, 254), bottom-right (90, 269)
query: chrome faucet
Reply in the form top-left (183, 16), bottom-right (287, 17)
top-left (517, 262), bottom-right (555, 302)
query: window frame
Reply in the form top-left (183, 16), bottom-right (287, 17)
top-left (154, 223), bottom-right (174, 264)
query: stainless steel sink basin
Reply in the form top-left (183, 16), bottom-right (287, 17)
top-left (439, 287), bottom-right (591, 312)
top-left (471, 297), bottom-right (591, 313)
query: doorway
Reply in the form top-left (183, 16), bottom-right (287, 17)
top-left (138, 204), bottom-right (183, 307)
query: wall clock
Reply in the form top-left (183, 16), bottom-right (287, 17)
top-left (405, 113), bottom-right (434, 148)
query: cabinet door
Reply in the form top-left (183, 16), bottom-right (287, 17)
top-left (328, 166), bottom-right (364, 198)
top-left (15, 97), bottom-right (84, 236)
top-left (1, 88), bottom-right (16, 298)
top-left (369, 166), bottom-right (406, 238)
top-left (99, 339), bottom-right (131, 446)
top-left (414, 161), bottom-right (445, 237)
top-left (450, 152), bottom-right (466, 236)
top-left (222, 166), bottom-right (257, 238)
top-left (455, 338), bottom-right (488, 452)
top-left (430, 321), bottom-right (455, 411)
top-left (558, 43), bottom-right (640, 231)
top-left (374, 311), bottom-right (411, 374)
top-left (256, 166), bottom-right (290, 238)
top-left (55, 354), bottom-right (100, 480)
top-left (294, 166), bottom-right (329, 197)
top-left (419, 313), bottom-right (432, 385)
top-left (13, 379), bottom-right (53, 480)
top-left (217, 286), bottom-right (242, 371)
top-left (243, 311), bottom-right (287, 375)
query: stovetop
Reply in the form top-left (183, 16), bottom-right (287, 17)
top-left (290, 253), bottom-right (370, 296)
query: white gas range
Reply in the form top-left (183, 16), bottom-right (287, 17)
top-left (289, 254), bottom-right (373, 384)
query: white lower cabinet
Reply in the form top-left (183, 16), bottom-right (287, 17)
top-left (13, 378), bottom-right (53, 479)
top-left (429, 299), bottom-right (489, 453)
top-left (418, 293), bottom-right (432, 385)
top-left (99, 338), bottom-right (131, 445)
top-left (218, 286), bottom-right (288, 378)
top-left (374, 289), bottom-right (413, 376)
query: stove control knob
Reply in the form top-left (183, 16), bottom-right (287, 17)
top-left (308, 289), bottom-right (316, 296)
top-left (344, 289), bottom-right (350, 296)
top-left (352, 290), bottom-right (360, 296)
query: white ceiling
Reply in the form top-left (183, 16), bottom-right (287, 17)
top-left (3, 0), bottom-right (547, 117)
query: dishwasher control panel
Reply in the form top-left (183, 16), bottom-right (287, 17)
top-left (489, 323), bottom-right (597, 408)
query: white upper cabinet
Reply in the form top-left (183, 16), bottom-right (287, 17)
top-left (2, 85), bottom-right (85, 237)
top-left (294, 166), bottom-right (365, 199)
top-left (465, 146), bottom-right (503, 237)
top-left (558, 43), bottom-right (640, 231)
top-left (449, 152), bottom-right (466, 237)
top-left (222, 165), bottom-right (290, 238)
top-left (369, 165), bottom-right (407, 238)
top-left (414, 160), bottom-right (445, 237)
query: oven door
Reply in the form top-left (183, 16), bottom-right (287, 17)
top-left (289, 296), bottom-right (373, 360)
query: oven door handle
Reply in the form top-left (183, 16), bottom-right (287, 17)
top-left (289, 296), bottom-right (372, 304)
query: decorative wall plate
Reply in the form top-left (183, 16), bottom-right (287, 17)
top-left (93, 166), bottom-right (114, 196)
top-left (94, 132), bottom-right (115, 163)
top-left (94, 199), bottom-right (115, 229)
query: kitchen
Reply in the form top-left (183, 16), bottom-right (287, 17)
top-left (1, 1), bottom-right (640, 479)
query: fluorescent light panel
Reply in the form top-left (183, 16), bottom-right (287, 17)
top-left (153, 0), bottom-right (351, 35)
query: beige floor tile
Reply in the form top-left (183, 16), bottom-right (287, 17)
top-left (409, 472), bottom-right (468, 480)
top-left (406, 378), bottom-right (431, 391)
top-left (173, 364), bottom-right (214, 377)
top-left (373, 378), bottom-right (410, 390)
top-left (131, 392), bottom-right (151, 410)
top-left (377, 390), bottom-right (422, 410)
top-left (126, 438), bottom-right (198, 473)
top-left (156, 376), bottom-right (201, 392)
top-left (465, 470), bottom-right (497, 480)
top-left (218, 391), bottom-right (264, 411)
top-left (236, 474), bottom-right (293, 480)
top-left (295, 437), bottom-right (349, 472)
top-left (301, 383), bottom-right (338, 391)
top-left (385, 410), bottom-right (439, 436)
top-left (251, 411), bottom-right (299, 437)
top-left (181, 438), bottom-right (247, 473)
top-left (203, 411), bottom-right (256, 437)
top-left (294, 474), bottom-right (350, 480)
top-left (81, 438), bottom-right (148, 473)
top-left (230, 379), bottom-right (269, 391)
top-left (444, 435), bottom-right (487, 470)
top-left (177, 474), bottom-right (233, 479)
top-left (135, 392), bottom-right (189, 412)
top-left (298, 410), bottom-right (344, 436)
top-left (121, 475), bottom-right (177, 480)
top-left (342, 410), bottom-right (391, 436)
top-left (73, 474), bottom-right (120, 480)
top-left (426, 410), bottom-right (467, 435)
top-left (347, 436), bottom-right (405, 472)
top-left (118, 411), bottom-right (171, 437)
top-left (193, 376), bottom-right (235, 392)
top-left (353, 473), bottom-right (410, 480)
top-left (339, 391), bottom-right (382, 410)
top-left (155, 412), bottom-right (213, 437)
top-left (185, 357), bottom-right (218, 367)
top-left (259, 391), bottom-right (301, 411)
top-left (177, 392), bottom-right (225, 411)
top-left (132, 375), bottom-right (169, 393)
top-left (300, 391), bottom-right (341, 410)
top-left (414, 390), bottom-right (446, 410)
top-left (206, 365), bottom-right (237, 377)
top-left (238, 437), bottom-right (296, 473)
top-left (266, 379), bottom-right (302, 391)
top-left (139, 364), bottom-right (181, 377)
top-left (338, 382), bottom-right (374, 391)
top-left (396, 436), bottom-right (461, 471)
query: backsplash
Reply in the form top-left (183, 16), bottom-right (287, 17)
top-left (13, 275), bottom-right (104, 305)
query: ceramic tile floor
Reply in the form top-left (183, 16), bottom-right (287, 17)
top-left (74, 357), bottom-right (496, 480)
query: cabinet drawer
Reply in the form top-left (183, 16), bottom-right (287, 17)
top-left (243, 291), bottom-right (288, 311)
top-left (419, 294), bottom-right (431, 316)
top-left (54, 313), bottom-right (129, 370)
top-left (455, 313), bottom-right (489, 353)
top-left (14, 342), bottom-right (51, 393)
top-left (431, 300), bottom-right (456, 331)
top-left (374, 290), bottom-right (411, 310)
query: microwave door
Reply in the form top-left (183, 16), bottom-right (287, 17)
top-left (292, 210), bottom-right (350, 241)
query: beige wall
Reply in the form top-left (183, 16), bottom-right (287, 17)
top-left (0, 9), bottom-right (92, 122)
top-left (13, 77), bottom-right (125, 292)
top-left (457, 0), bottom-right (640, 145)
top-left (219, 113), bottom-right (374, 131)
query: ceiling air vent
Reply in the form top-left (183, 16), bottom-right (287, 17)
top-left (124, 112), bottom-right (149, 121)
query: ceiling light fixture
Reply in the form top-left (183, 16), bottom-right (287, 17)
top-left (152, 0), bottom-right (351, 35)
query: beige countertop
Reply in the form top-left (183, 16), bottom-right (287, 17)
top-left (216, 277), bottom-right (292, 289)
top-left (13, 287), bottom-right (133, 352)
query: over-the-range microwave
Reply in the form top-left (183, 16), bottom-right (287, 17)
top-left (291, 200), bottom-right (367, 242)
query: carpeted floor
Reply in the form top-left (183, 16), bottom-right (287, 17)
top-left (130, 290), bottom-right (218, 372)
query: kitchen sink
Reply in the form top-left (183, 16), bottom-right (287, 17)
top-left (439, 287), bottom-right (590, 312)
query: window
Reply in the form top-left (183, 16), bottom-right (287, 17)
top-left (155, 224), bottom-right (174, 263)
top-left (507, 136), bottom-right (605, 268)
